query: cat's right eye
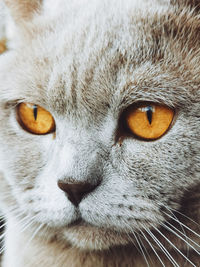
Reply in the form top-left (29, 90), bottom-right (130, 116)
top-left (122, 103), bottom-right (174, 140)
top-left (17, 103), bottom-right (55, 135)
top-left (0, 39), bottom-right (7, 54)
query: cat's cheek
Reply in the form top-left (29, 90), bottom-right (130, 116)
top-left (78, 179), bottom-right (164, 232)
top-left (22, 176), bottom-right (78, 227)
top-left (17, 191), bottom-right (77, 228)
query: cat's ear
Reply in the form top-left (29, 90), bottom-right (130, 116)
top-left (3, 0), bottom-right (42, 24)
top-left (171, 0), bottom-right (200, 12)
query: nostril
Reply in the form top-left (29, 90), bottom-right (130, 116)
top-left (57, 181), bottom-right (98, 207)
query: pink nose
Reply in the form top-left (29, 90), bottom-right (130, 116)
top-left (57, 181), bottom-right (98, 206)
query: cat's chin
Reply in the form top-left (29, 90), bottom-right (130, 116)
top-left (61, 221), bottom-right (131, 250)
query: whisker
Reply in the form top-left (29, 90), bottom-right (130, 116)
top-left (163, 207), bottom-right (189, 243)
top-left (22, 223), bottom-right (44, 255)
top-left (137, 231), bottom-right (154, 267)
top-left (0, 232), bottom-right (6, 240)
top-left (2, 207), bottom-right (25, 220)
top-left (162, 224), bottom-right (200, 256)
top-left (0, 222), bottom-right (6, 230)
top-left (120, 218), bottom-right (151, 266)
top-left (163, 206), bottom-right (191, 266)
top-left (18, 215), bottom-right (38, 235)
top-left (38, 224), bottom-right (49, 244)
top-left (141, 231), bottom-right (165, 267)
top-left (120, 218), bottom-right (151, 267)
top-left (122, 226), bottom-right (138, 248)
top-left (169, 208), bottom-right (200, 228)
top-left (166, 221), bottom-right (200, 250)
top-left (0, 245), bottom-right (5, 255)
top-left (152, 225), bottom-right (196, 267)
top-left (133, 231), bottom-right (150, 267)
top-left (164, 212), bottom-right (200, 239)
top-left (146, 228), bottom-right (179, 267)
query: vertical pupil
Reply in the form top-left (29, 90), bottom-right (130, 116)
top-left (33, 105), bottom-right (38, 120)
top-left (146, 106), bottom-right (153, 124)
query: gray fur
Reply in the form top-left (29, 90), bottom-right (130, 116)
top-left (0, 0), bottom-right (199, 266)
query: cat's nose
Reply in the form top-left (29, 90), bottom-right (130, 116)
top-left (57, 181), bottom-right (98, 206)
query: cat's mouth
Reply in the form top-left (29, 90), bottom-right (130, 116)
top-left (62, 217), bottom-right (131, 250)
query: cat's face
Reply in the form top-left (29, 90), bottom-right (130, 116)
top-left (0, 0), bottom-right (199, 250)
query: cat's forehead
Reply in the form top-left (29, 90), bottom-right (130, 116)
top-left (6, 0), bottom-right (199, 118)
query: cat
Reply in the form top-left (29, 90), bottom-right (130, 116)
top-left (0, 0), bottom-right (200, 266)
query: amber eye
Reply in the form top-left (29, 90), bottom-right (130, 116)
top-left (0, 39), bottom-right (7, 54)
top-left (125, 103), bottom-right (174, 140)
top-left (17, 103), bottom-right (55, 135)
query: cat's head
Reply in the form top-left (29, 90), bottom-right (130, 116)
top-left (0, 0), bottom-right (199, 250)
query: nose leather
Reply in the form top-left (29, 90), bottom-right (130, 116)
top-left (57, 181), bottom-right (98, 206)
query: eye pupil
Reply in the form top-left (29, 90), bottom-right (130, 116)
top-left (146, 106), bottom-right (153, 125)
top-left (33, 105), bottom-right (38, 121)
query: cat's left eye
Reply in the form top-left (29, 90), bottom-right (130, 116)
top-left (17, 103), bottom-right (55, 135)
top-left (123, 103), bottom-right (174, 140)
